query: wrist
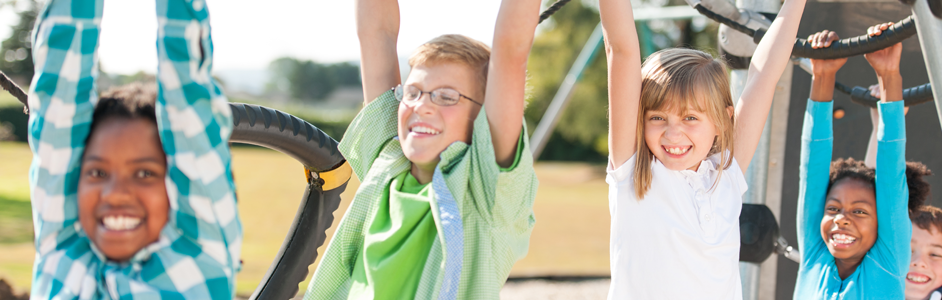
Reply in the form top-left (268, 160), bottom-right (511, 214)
top-left (810, 74), bottom-right (836, 102)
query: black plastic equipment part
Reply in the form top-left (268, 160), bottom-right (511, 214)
top-left (229, 103), bottom-right (349, 300)
top-left (740, 204), bottom-right (779, 263)
top-left (694, 3), bottom-right (918, 60)
top-left (848, 83), bottom-right (934, 107)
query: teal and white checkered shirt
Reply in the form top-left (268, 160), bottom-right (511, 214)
top-left (27, 0), bottom-right (241, 299)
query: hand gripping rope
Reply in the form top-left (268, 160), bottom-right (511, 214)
top-left (1, 72), bottom-right (350, 300)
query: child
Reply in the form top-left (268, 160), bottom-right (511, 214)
top-left (910, 205), bottom-right (942, 300)
top-left (794, 24), bottom-right (909, 298)
top-left (601, 0), bottom-right (805, 297)
top-left (28, 0), bottom-right (240, 298)
top-left (303, 0), bottom-right (540, 299)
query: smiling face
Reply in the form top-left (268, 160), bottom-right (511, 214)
top-left (643, 104), bottom-right (721, 171)
top-left (397, 62), bottom-right (482, 174)
top-left (820, 178), bottom-right (878, 266)
top-left (78, 117), bottom-right (169, 261)
top-left (906, 225), bottom-right (942, 300)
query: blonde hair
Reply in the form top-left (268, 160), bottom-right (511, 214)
top-left (409, 34), bottom-right (491, 96)
top-left (633, 48), bottom-right (735, 199)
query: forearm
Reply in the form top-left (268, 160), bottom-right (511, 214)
top-left (486, 0), bottom-right (541, 167)
top-left (874, 101), bottom-right (909, 255)
top-left (734, 0), bottom-right (806, 169)
top-left (809, 73), bottom-right (836, 102)
top-left (600, 0), bottom-right (642, 165)
top-left (357, 0), bottom-right (401, 103)
top-left (797, 99), bottom-right (833, 251)
top-left (877, 71), bottom-right (903, 102)
top-left (28, 0), bottom-right (103, 249)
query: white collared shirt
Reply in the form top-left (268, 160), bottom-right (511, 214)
top-left (607, 152), bottom-right (747, 300)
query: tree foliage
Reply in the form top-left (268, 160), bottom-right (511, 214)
top-left (266, 57), bottom-right (361, 101)
top-left (0, 0), bottom-right (38, 84)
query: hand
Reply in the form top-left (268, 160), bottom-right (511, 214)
top-left (863, 22), bottom-right (903, 77)
top-left (808, 30), bottom-right (847, 76)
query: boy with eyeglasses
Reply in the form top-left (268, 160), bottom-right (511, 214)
top-left (303, 0), bottom-right (540, 299)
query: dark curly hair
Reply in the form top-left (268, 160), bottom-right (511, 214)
top-left (827, 157), bottom-right (875, 194)
top-left (905, 161), bottom-right (932, 216)
top-left (828, 158), bottom-right (932, 217)
top-left (86, 82), bottom-right (158, 143)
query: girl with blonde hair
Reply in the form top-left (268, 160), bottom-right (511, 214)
top-left (600, 0), bottom-right (806, 297)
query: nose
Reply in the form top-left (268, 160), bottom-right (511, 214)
top-left (664, 123), bottom-right (684, 141)
top-left (101, 176), bottom-right (134, 205)
top-left (833, 213), bottom-right (851, 226)
top-left (411, 93), bottom-right (436, 115)
top-left (912, 250), bottom-right (929, 268)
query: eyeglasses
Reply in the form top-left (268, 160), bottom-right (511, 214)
top-left (393, 84), bottom-right (481, 107)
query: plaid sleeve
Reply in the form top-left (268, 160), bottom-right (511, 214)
top-left (27, 0), bottom-right (240, 299)
top-left (152, 0), bottom-right (241, 297)
top-left (27, 0), bottom-right (104, 298)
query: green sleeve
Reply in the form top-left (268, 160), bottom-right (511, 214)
top-left (338, 91), bottom-right (400, 181)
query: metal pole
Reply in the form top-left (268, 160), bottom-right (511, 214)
top-left (911, 0), bottom-right (942, 130)
top-left (530, 23), bottom-right (604, 158)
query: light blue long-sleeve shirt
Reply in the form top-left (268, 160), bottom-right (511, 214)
top-left (794, 99), bottom-right (910, 299)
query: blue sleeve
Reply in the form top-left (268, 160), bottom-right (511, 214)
top-left (871, 100), bottom-right (910, 277)
top-left (797, 99), bottom-right (833, 265)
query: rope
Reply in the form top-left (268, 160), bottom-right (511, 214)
top-left (539, 0), bottom-right (573, 24)
top-left (0, 71), bottom-right (28, 114)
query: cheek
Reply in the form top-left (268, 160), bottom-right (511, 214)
top-left (143, 183), bottom-right (171, 234)
top-left (77, 182), bottom-right (99, 228)
top-left (441, 107), bottom-right (474, 139)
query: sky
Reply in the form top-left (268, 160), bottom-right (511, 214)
top-left (0, 0), bottom-right (505, 75)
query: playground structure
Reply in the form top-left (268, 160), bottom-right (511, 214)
top-left (1, 0), bottom-right (941, 299)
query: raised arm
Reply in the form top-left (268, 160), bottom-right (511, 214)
top-left (27, 0), bottom-right (102, 261)
top-left (600, 0), bottom-right (642, 168)
top-left (733, 0), bottom-right (807, 171)
top-left (357, 0), bottom-right (401, 104)
top-left (154, 0), bottom-right (241, 295)
top-left (795, 30), bottom-right (844, 259)
top-left (864, 22), bottom-right (909, 268)
top-left (485, 0), bottom-right (542, 167)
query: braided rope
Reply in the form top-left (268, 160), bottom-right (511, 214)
top-left (539, 0), bottom-right (573, 24)
top-left (0, 71), bottom-right (28, 114)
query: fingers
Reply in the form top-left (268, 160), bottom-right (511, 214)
top-left (868, 84), bottom-right (881, 98)
top-left (867, 22), bottom-right (894, 37)
top-left (809, 30), bottom-right (837, 49)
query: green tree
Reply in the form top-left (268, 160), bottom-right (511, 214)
top-left (266, 57), bottom-right (361, 101)
top-left (0, 0), bottom-right (39, 84)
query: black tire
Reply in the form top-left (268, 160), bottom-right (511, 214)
top-left (228, 103), bottom-right (350, 300)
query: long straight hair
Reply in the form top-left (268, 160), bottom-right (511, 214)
top-left (633, 48), bottom-right (735, 199)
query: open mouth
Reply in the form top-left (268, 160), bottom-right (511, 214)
top-left (829, 233), bottom-right (857, 248)
top-left (409, 124), bottom-right (441, 135)
top-left (907, 272), bottom-right (931, 284)
top-left (663, 145), bottom-right (692, 156)
top-left (100, 215), bottom-right (143, 231)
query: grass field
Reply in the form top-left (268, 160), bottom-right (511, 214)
top-left (0, 142), bottom-right (610, 296)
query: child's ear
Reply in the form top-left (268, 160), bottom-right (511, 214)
top-left (726, 106), bottom-right (734, 119)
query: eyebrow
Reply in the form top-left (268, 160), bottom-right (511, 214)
top-left (83, 156), bottom-right (164, 164)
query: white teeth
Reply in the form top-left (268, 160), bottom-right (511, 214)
top-left (102, 215), bottom-right (142, 231)
top-left (830, 233), bottom-right (857, 245)
top-left (909, 274), bottom-right (931, 283)
top-left (411, 125), bottom-right (440, 135)
top-left (665, 146), bottom-right (689, 155)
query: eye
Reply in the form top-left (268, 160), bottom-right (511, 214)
top-left (135, 169), bottom-right (156, 179)
top-left (853, 209), bottom-right (868, 215)
top-left (684, 115), bottom-right (699, 121)
top-left (87, 169), bottom-right (107, 178)
top-left (825, 206), bottom-right (839, 212)
top-left (649, 116), bottom-right (664, 121)
top-left (931, 253), bottom-right (942, 258)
